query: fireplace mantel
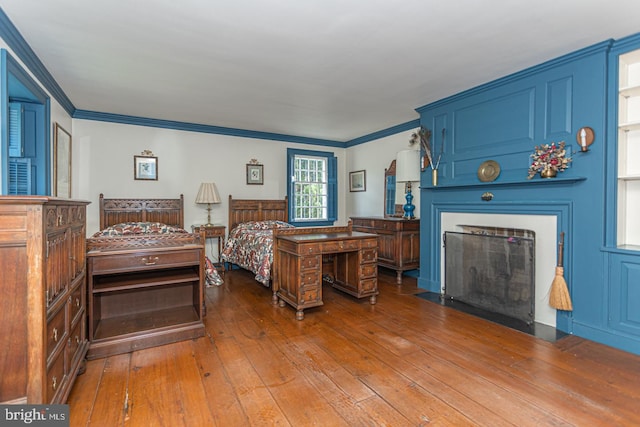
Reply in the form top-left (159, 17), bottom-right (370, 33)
top-left (425, 176), bottom-right (586, 190)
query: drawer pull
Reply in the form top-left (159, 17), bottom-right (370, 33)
top-left (141, 256), bottom-right (159, 265)
top-left (75, 298), bottom-right (81, 307)
top-left (52, 376), bottom-right (57, 390)
top-left (53, 328), bottom-right (58, 342)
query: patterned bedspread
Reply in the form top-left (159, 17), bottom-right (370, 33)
top-left (221, 220), bottom-right (294, 286)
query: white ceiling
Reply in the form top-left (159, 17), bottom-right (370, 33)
top-left (1, 0), bottom-right (639, 142)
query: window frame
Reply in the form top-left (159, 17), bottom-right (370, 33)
top-left (287, 148), bottom-right (337, 227)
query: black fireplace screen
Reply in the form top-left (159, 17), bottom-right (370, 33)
top-left (444, 231), bottom-right (535, 324)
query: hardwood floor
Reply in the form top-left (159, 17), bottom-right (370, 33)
top-left (68, 268), bottom-right (640, 426)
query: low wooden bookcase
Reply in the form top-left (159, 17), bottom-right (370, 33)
top-left (86, 246), bottom-right (205, 359)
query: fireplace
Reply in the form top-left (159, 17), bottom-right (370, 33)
top-left (441, 212), bottom-right (557, 327)
top-left (444, 227), bottom-right (535, 324)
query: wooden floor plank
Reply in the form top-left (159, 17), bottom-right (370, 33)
top-left (190, 331), bottom-right (249, 426)
top-left (66, 268), bottom-right (640, 426)
top-left (167, 340), bottom-right (216, 426)
top-left (87, 353), bottom-right (130, 427)
top-left (213, 334), bottom-right (291, 425)
top-left (124, 342), bottom-right (204, 427)
top-left (67, 358), bottom-right (105, 427)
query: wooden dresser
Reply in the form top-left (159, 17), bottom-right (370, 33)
top-left (351, 216), bottom-right (420, 284)
top-left (0, 197), bottom-right (90, 404)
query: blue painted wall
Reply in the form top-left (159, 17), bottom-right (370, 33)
top-left (416, 36), bottom-right (640, 355)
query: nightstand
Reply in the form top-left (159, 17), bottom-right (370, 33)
top-left (192, 224), bottom-right (226, 272)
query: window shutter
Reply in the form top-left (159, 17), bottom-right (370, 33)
top-left (9, 102), bottom-right (23, 157)
top-left (327, 155), bottom-right (337, 221)
top-left (9, 158), bottom-right (32, 195)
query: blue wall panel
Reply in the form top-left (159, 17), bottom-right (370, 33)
top-left (545, 77), bottom-right (572, 138)
top-left (454, 89), bottom-right (535, 153)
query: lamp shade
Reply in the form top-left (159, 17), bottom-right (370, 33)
top-left (195, 182), bottom-right (221, 204)
top-left (395, 149), bottom-right (421, 182)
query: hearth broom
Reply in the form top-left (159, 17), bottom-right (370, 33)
top-left (549, 231), bottom-right (573, 311)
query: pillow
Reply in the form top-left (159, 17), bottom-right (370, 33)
top-left (92, 222), bottom-right (187, 237)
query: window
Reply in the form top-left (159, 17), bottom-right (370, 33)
top-left (287, 148), bottom-right (337, 226)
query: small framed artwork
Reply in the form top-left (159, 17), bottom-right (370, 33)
top-left (349, 170), bottom-right (366, 192)
top-left (53, 123), bottom-right (72, 198)
top-left (134, 155), bottom-right (158, 180)
top-left (246, 163), bottom-right (264, 185)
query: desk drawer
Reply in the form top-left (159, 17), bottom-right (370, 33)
top-left (300, 255), bottom-right (320, 270)
top-left (360, 263), bottom-right (377, 278)
top-left (90, 249), bottom-right (200, 273)
top-left (300, 271), bottom-right (320, 286)
top-left (299, 285), bottom-right (321, 305)
top-left (359, 278), bottom-right (377, 293)
top-left (361, 249), bottom-right (377, 263)
top-left (321, 239), bottom-right (360, 253)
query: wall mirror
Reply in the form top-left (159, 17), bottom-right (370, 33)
top-left (53, 122), bottom-right (71, 198)
top-left (384, 160), bottom-right (403, 217)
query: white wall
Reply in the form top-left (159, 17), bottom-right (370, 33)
top-left (72, 119), bottom-right (349, 235)
top-left (346, 129), bottom-right (420, 219)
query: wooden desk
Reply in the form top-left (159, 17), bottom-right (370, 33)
top-left (273, 227), bottom-right (378, 320)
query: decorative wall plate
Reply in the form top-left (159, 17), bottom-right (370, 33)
top-left (477, 160), bottom-right (501, 182)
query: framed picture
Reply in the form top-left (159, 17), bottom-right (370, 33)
top-left (53, 123), bottom-right (72, 198)
top-left (349, 170), bottom-right (366, 192)
top-left (246, 163), bottom-right (264, 185)
top-left (134, 155), bottom-right (158, 180)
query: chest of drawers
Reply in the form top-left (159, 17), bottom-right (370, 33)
top-left (0, 197), bottom-right (89, 404)
top-left (351, 217), bottom-right (420, 284)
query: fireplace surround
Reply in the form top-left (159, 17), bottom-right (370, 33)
top-left (440, 212), bottom-right (558, 327)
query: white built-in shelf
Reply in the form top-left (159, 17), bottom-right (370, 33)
top-left (620, 84), bottom-right (640, 98)
top-left (619, 120), bottom-right (640, 132)
top-left (617, 49), bottom-right (640, 249)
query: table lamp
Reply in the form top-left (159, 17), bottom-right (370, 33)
top-left (195, 182), bottom-right (221, 226)
top-left (395, 149), bottom-right (420, 219)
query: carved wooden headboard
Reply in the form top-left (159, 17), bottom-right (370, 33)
top-left (228, 195), bottom-right (288, 231)
top-left (99, 193), bottom-right (185, 230)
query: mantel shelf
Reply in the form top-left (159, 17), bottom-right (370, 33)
top-left (422, 176), bottom-right (587, 190)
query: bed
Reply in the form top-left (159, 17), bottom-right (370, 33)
top-left (221, 195), bottom-right (291, 285)
top-left (85, 194), bottom-right (207, 359)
